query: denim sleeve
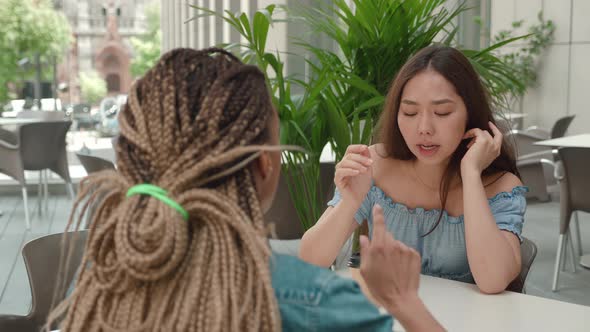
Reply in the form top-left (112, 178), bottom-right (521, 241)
top-left (316, 275), bottom-right (394, 332)
top-left (326, 187), bottom-right (373, 225)
top-left (491, 186), bottom-right (528, 243)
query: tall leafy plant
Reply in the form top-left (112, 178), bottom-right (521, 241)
top-left (191, 0), bottom-right (529, 231)
top-left (490, 12), bottom-right (555, 112)
top-left (289, 0), bottom-right (526, 159)
top-left (189, 4), bottom-right (331, 230)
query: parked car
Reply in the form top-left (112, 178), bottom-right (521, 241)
top-left (96, 95), bottom-right (126, 137)
top-left (65, 103), bottom-right (100, 130)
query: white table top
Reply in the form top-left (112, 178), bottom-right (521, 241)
top-left (494, 112), bottom-right (527, 120)
top-left (535, 133), bottom-right (590, 148)
top-left (0, 118), bottom-right (39, 126)
top-left (337, 269), bottom-right (590, 332)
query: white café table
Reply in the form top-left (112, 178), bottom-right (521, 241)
top-left (0, 118), bottom-right (39, 126)
top-left (500, 112), bottom-right (528, 120)
top-left (535, 133), bottom-right (590, 149)
top-left (337, 269), bottom-right (590, 332)
top-left (49, 269), bottom-right (590, 332)
top-left (535, 133), bottom-right (590, 268)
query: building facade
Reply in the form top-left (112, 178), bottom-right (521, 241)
top-left (54, 0), bottom-right (151, 104)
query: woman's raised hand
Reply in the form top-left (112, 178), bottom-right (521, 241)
top-left (461, 121), bottom-right (503, 175)
top-left (359, 204), bottom-right (421, 311)
top-left (334, 144), bottom-right (373, 207)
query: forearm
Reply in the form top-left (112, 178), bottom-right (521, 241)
top-left (386, 296), bottom-right (445, 332)
top-left (299, 201), bottom-right (359, 267)
top-left (462, 170), bottom-right (519, 293)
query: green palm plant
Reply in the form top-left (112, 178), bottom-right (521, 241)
top-left (190, 0), bottom-right (529, 232)
top-left (189, 4), bottom-right (331, 230)
top-left (289, 0), bottom-right (526, 159)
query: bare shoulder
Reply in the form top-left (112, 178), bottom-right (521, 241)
top-left (484, 171), bottom-right (524, 198)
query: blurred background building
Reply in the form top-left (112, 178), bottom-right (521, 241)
top-left (53, 0), bottom-right (151, 104)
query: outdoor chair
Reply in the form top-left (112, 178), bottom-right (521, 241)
top-left (264, 161), bottom-right (335, 239)
top-left (75, 152), bottom-right (116, 174)
top-left (0, 230), bottom-right (88, 332)
top-left (516, 158), bottom-right (556, 202)
top-left (506, 237), bottom-right (538, 293)
top-left (0, 121), bottom-right (74, 229)
top-left (552, 147), bottom-right (590, 291)
top-left (526, 115), bottom-right (575, 140)
top-left (20, 111), bottom-right (68, 212)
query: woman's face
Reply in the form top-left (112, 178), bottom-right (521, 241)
top-left (253, 109), bottom-right (282, 213)
top-left (397, 69), bottom-right (468, 166)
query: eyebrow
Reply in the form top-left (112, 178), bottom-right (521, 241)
top-left (401, 98), bottom-right (455, 106)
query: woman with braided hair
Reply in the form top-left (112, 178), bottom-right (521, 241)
top-left (49, 48), bottom-right (444, 332)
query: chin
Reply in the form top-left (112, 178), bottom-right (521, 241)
top-left (411, 148), bottom-right (452, 166)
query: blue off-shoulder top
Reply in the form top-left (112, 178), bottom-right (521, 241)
top-left (328, 185), bottom-right (528, 283)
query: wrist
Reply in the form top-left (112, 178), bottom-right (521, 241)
top-left (340, 196), bottom-right (364, 212)
top-left (386, 295), bottom-right (443, 331)
top-left (384, 294), bottom-right (423, 320)
top-left (460, 165), bottom-right (481, 179)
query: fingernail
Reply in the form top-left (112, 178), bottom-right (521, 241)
top-left (375, 204), bottom-right (382, 211)
top-left (367, 159), bottom-right (373, 164)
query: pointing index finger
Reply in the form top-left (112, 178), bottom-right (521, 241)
top-left (371, 204), bottom-right (391, 243)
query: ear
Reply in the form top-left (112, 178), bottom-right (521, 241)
top-left (254, 151), bottom-right (273, 180)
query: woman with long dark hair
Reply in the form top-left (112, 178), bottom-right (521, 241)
top-left (300, 45), bottom-right (526, 294)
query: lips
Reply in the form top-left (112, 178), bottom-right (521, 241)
top-left (417, 144), bottom-right (440, 157)
top-left (418, 144), bottom-right (439, 150)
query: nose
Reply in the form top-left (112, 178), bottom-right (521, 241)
top-left (418, 112), bottom-right (434, 136)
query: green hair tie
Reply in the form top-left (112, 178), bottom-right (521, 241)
top-left (126, 184), bottom-right (189, 221)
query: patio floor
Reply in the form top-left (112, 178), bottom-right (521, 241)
top-left (1, 192), bottom-right (589, 316)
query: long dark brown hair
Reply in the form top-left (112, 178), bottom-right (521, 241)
top-left (376, 45), bottom-right (519, 235)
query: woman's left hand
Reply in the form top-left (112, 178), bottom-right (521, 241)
top-left (461, 121), bottom-right (502, 175)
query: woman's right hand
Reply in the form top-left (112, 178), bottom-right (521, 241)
top-left (359, 204), bottom-right (421, 312)
top-left (360, 204), bottom-right (444, 331)
top-left (334, 144), bottom-right (373, 207)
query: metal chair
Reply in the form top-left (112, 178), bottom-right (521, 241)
top-left (75, 152), bottom-right (116, 174)
top-left (506, 237), bottom-right (538, 293)
top-left (17, 111), bottom-right (68, 212)
top-left (552, 147), bottom-right (590, 291)
top-left (526, 115), bottom-right (575, 140)
top-left (0, 121), bottom-right (74, 229)
top-left (516, 158), bottom-right (555, 202)
top-left (0, 231), bottom-right (88, 332)
top-left (264, 162), bottom-right (335, 239)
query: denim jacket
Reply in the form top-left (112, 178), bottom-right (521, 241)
top-left (271, 253), bottom-right (393, 332)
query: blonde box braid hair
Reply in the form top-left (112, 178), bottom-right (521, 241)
top-left (49, 48), bottom-right (282, 331)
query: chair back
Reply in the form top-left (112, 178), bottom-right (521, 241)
top-left (19, 121), bottom-right (72, 174)
top-left (505, 130), bottom-right (548, 158)
top-left (506, 237), bottom-right (538, 293)
top-left (550, 115), bottom-right (575, 139)
top-left (22, 231), bottom-right (88, 329)
top-left (557, 147), bottom-right (590, 233)
top-left (76, 152), bottom-right (116, 174)
top-left (17, 111), bottom-right (66, 121)
top-left (264, 162), bottom-right (335, 239)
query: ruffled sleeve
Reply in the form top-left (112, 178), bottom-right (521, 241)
top-left (327, 187), bottom-right (373, 225)
top-left (489, 186), bottom-right (529, 242)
